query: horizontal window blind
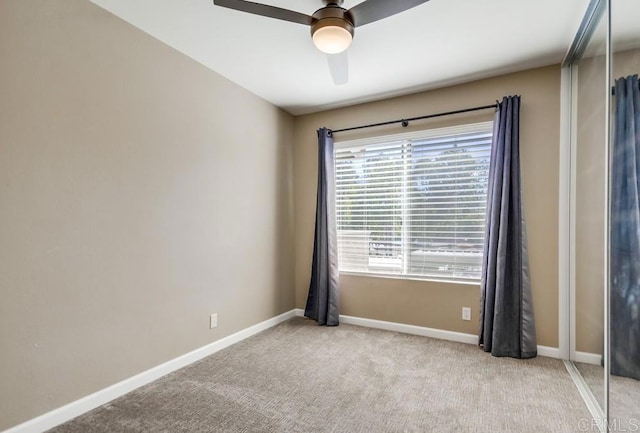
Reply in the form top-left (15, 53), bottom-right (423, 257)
top-left (334, 122), bottom-right (493, 282)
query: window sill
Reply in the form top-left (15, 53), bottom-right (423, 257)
top-left (338, 271), bottom-right (481, 287)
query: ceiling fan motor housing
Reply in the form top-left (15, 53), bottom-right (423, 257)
top-left (311, 5), bottom-right (354, 40)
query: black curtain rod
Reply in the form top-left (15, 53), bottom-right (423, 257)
top-left (328, 103), bottom-right (499, 135)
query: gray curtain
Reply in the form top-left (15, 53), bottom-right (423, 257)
top-left (479, 96), bottom-right (537, 359)
top-left (611, 74), bottom-right (640, 380)
top-left (305, 128), bottom-right (340, 326)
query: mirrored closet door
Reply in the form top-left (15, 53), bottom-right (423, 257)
top-left (568, 0), bottom-right (640, 429)
top-left (571, 0), bottom-right (607, 415)
top-left (609, 0), bottom-right (640, 428)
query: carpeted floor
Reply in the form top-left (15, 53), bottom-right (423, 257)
top-left (50, 317), bottom-right (592, 433)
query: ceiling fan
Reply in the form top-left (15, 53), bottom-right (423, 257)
top-left (212, 0), bottom-right (430, 85)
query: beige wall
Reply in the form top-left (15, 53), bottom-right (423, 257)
top-left (0, 0), bottom-right (294, 430)
top-left (293, 66), bottom-right (561, 347)
top-left (575, 48), bottom-right (640, 354)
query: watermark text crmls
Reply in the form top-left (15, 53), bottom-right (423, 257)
top-left (578, 418), bottom-right (640, 432)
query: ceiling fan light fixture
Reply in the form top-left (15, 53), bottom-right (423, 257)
top-left (312, 20), bottom-right (353, 54)
top-left (310, 5), bottom-right (354, 55)
top-left (213, 0), bottom-right (433, 85)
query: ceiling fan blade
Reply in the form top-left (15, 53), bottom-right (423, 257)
top-left (348, 0), bottom-right (430, 27)
top-left (213, 0), bottom-right (314, 26)
top-left (327, 52), bottom-right (349, 86)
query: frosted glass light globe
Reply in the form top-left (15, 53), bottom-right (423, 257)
top-left (312, 25), bottom-right (353, 54)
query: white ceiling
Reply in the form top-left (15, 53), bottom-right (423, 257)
top-left (90, 0), bottom-right (590, 115)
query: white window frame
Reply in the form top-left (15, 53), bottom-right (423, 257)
top-left (334, 121), bottom-right (493, 285)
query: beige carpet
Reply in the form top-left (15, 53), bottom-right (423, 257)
top-left (50, 317), bottom-right (591, 433)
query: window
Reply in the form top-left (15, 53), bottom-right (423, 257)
top-left (334, 122), bottom-right (493, 282)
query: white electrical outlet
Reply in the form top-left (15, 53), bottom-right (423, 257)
top-left (462, 307), bottom-right (471, 321)
top-left (210, 313), bottom-right (218, 329)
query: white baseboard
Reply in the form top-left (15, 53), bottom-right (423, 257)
top-left (574, 351), bottom-right (603, 365)
top-left (298, 309), bottom-right (478, 345)
top-left (295, 309), bottom-right (561, 359)
top-left (537, 345), bottom-right (561, 359)
top-left (4, 309), bottom-right (297, 433)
